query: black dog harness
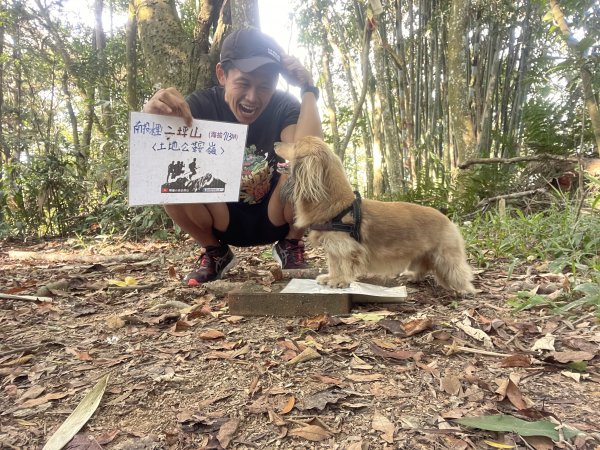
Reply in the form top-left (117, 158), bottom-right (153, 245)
top-left (310, 191), bottom-right (362, 242)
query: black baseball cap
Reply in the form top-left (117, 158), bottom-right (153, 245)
top-left (220, 27), bottom-right (283, 73)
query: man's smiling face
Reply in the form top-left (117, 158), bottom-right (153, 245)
top-left (216, 64), bottom-right (279, 125)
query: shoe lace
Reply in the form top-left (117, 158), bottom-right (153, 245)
top-left (198, 253), bottom-right (213, 269)
top-left (288, 241), bottom-right (305, 264)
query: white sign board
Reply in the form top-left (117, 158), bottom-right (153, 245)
top-left (281, 279), bottom-right (407, 297)
top-left (128, 112), bottom-right (248, 206)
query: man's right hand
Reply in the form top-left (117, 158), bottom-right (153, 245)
top-left (142, 87), bottom-right (194, 127)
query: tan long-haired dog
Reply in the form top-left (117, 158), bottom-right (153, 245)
top-left (276, 136), bottom-right (475, 295)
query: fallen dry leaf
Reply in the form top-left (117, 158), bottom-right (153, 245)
top-left (349, 354), bottom-right (373, 370)
top-left (345, 440), bottom-right (366, 450)
top-left (346, 373), bottom-right (385, 383)
top-left (371, 410), bottom-right (394, 443)
top-left (18, 385), bottom-right (45, 403)
top-left (500, 354), bottom-right (532, 368)
top-left (216, 418), bottom-right (239, 449)
top-left (298, 388), bottom-right (353, 411)
top-left (402, 318), bottom-right (434, 336)
top-left (65, 348), bottom-right (93, 361)
top-left (268, 410), bottom-right (287, 426)
top-left (452, 317), bottom-right (494, 349)
top-left (18, 391), bottom-right (69, 409)
top-left (286, 347), bottom-right (320, 365)
top-left (288, 424), bottom-right (332, 442)
top-left (531, 334), bottom-right (556, 352)
top-left (549, 351), bottom-right (594, 364)
top-left (64, 433), bottom-right (103, 449)
top-left (302, 314), bottom-right (330, 330)
top-left (369, 343), bottom-right (422, 361)
top-left (197, 329), bottom-right (225, 340)
top-left (311, 374), bottom-right (345, 386)
top-left (280, 396), bottom-right (295, 414)
top-left (441, 374), bottom-right (462, 396)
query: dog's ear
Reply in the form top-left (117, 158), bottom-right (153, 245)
top-left (293, 145), bottom-right (329, 203)
top-left (274, 142), bottom-right (295, 161)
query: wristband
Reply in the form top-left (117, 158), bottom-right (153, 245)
top-left (300, 84), bottom-right (320, 101)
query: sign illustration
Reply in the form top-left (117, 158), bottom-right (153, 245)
top-left (128, 112), bottom-right (248, 206)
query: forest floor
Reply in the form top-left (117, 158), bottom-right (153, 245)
top-left (1, 237), bottom-right (599, 450)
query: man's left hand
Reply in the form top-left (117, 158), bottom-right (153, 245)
top-left (280, 55), bottom-right (314, 88)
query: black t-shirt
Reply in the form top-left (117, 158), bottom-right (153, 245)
top-left (186, 86), bottom-right (300, 168)
top-left (186, 86), bottom-right (300, 205)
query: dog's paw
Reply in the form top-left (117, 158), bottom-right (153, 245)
top-left (317, 274), bottom-right (351, 289)
top-left (328, 279), bottom-right (351, 288)
top-left (316, 274), bottom-right (331, 285)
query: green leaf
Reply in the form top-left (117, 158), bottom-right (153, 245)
top-left (42, 373), bottom-right (110, 450)
top-left (456, 415), bottom-right (580, 441)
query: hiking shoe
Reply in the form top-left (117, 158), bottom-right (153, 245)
top-left (185, 244), bottom-right (236, 286)
top-left (272, 239), bottom-right (309, 269)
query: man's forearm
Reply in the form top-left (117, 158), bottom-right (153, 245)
top-left (294, 91), bottom-right (323, 140)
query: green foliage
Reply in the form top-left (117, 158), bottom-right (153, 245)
top-left (464, 203), bottom-right (599, 268)
top-left (1, 154), bottom-right (84, 238)
top-left (462, 202), bottom-right (600, 316)
top-left (456, 415), bottom-right (580, 441)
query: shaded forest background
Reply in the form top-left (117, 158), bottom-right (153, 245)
top-left (0, 0), bottom-right (599, 239)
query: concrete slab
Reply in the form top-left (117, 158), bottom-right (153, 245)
top-left (227, 282), bottom-right (351, 317)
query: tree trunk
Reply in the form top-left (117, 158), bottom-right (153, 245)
top-left (339, 23), bottom-right (372, 163)
top-left (134, 0), bottom-right (193, 92)
top-left (320, 15), bottom-right (340, 156)
top-left (189, 0), bottom-right (224, 90)
top-left (229, 0), bottom-right (260, 29)
top-left (94, 0), bottom-right (114, 137)
top-left (374, 29), bottom-right (403, 194)
top-left (447, 0), bottom-right (476, 165)
top-left (477, 30), bottom-right (502, 158)
top-left (134, 0), bottom-right (257, 94)
top-left (126, 0), bottom-right (139, 111)
top-left (370, 88), bottom-right (385, 197)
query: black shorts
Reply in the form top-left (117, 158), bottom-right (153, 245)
top-left (213, 176), bottom-right (289, 247)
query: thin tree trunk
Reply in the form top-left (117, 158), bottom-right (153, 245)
top-left (94, 0), bottom-right (114, 137)
top-left (507, 1), bottom-right (533, 157)
top-left (447, 0), bottom-right (477, 165)
top-left (371, 89), bottom-right (385, 197)
top-left (339, 22), bottom-right (372, 162)
top-left (126, 0), bottom-right (139, 111)
top-left (375, 28), bottom-right (403, 194)
top-left (320, 12), bottom-right (340, 155)
top-left (62, 72), bottom-right (80, 152)
top-left (477, 30), bottom-right (502, 158)
top-left (189, 0), bottom-right (224, 90)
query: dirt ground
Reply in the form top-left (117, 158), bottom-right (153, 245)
top-left (1, 238), bottom-right (599, 450)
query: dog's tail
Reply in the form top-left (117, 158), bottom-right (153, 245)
top-left (432, 223), bottom-right (475, 295)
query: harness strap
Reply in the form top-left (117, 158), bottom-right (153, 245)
top-left (310, 191), bottom-right (362, 242)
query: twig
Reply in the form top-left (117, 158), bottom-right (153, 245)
top-left (519, 435), bottom-right (536, 450)
top-left (0, 293), bottom-right (53, 303)
top-left (107, 282), bottom-right (162, 291)
top-left (0, 345), bottom-right (42, 358)
top-left (445, 345), bottom-right (510, 357)
top-left (7, 251), bottom-right (151, 264)
top-left (459, 154), bottom-right (578, 170)
top-left (475, 189), bottom-right (549, 208)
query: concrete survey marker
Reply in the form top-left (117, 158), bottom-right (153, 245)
top-left (227, 279), bottom-right (407, 317)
